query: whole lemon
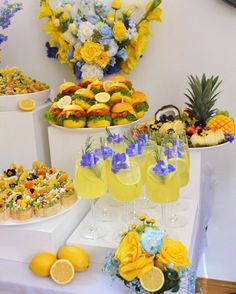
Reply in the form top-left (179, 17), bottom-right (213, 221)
top-left (57, 245), bottom-right (89, 272)
top-left (29, 252), bottom-right (56, 277)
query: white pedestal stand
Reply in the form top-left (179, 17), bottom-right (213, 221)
top-left (0, 199), bottom-right (89, 263)
top-left (0, 102), bottom-right (51, 171)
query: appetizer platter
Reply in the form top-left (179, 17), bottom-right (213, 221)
top-left (44, 75), bottom-right (149, 128)
top-left (0, 161), bottom-right (78, 224)
top-left (0, 67), bottom-right (50, 111)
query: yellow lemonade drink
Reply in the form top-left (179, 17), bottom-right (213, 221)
top-left (109, 165), bottom-right (142, 202)
top-left (130, 154), bottom-right (147, 184)
top-left (169, 156), bottom-right (189, 188)
top-left (74, 160), bottom-right (107, 199)
top-left (146, 165), bottom-right (180, 203)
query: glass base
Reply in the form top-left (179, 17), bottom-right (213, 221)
top-left (174, 201), bottom-right (189, 212)
top-left (95, 206), bottom-right (114, 222)
top-left (108, 198), bottom-right (122, 207)
top-left (79, 224), bottom-right (106, 240)
top-left (162, 214), bottom-right (187, 228)
top-left (136, 198), bottom-right (157, 210)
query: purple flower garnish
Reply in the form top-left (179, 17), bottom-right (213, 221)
top-left (164, 147), bottom-right (182, 159)
top-left (107, 133), bottom-right (123, 144)
top-left (152, 160), bottom-right (176, 177)
top-left (95, 146), bottom-right (113, 160)
top-left (137, 134), bottom-right (149, 147)
top-left (80, 152), bottom-right (99, 168)
top-left (225, 133), bottom-right (234, 143)
top-left (46, 42), bottom-right (58, 58)
top-left (126, 142), bottom-right (143, 157)
top-left (173, 138), bottom-right (184, 151)
top-left (111, 153), bottom-right (128, 174)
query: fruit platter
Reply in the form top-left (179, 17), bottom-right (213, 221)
top-left (0, 67), bottom-right (50, 111)
top-left (133, 74), bottom-right (235, 148)
top-left (44, 75), bottom-right (149, 128)
top-left (0, 161), bottom-right (77, 224)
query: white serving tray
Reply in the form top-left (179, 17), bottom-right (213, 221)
top-left (0, 89), bottom-right (50, 111)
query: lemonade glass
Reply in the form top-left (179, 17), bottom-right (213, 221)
top-left (108, 153), bottom-right (142, 230)
top-left (74, 152), bottom-right (107, 239)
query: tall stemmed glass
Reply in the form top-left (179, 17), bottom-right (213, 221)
top-left (108, 153), bottom-right (142, 234)
top-left (163, 136), bottom-right (188, 227)
top-left (74, 138), bottom-right (107, 239)
top-left (94, 139), bottom-right (113, 221)
top-left (146, 146), bottom-right (180, 229)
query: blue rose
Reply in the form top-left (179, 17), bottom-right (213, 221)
top-left (86, 14), bottom-right (100, 25)
top-left (140, 228), bottom-right (164, 255)
top-left (99, 24), bottom-right (112, 39)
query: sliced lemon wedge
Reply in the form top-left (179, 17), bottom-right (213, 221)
top-left (57, 95), bottom-right (72, 109)
top-left (95, 92), bottom-right (111, 103)
top-left (139, 266), bottom-right (165, 292)
top-left (18, 98), bottom-right (35, 112)
top-left (116, 165), bottom-right (141, 185)
top-left (50, 259), bottom-right (74, 285)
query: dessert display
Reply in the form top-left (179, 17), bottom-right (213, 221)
top-left (44, 75), bottom-right (149, 128)
top-left (0, 161), bottom-right (77, 222)
top-left (133, 74), bottom-right (235, 148)
top-left (29, 245), bottom-right (89, 285)
top-left (0, 67), bottom-right (49, 95)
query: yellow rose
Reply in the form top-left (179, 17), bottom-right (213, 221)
top-left (81, 41), bottom-right (102, 64)
top-left (156, 237), bottom-right (190, 271)
top-left (115, 231), bottom-right (154, 281)
top-left (147, 7), bottom-right (162, 22)
top-left (111, 0), bottom-right (122, 10)
top-left (113, 21), bottom-right (128, 42)
top-left (95, 52), bottom-right (110, 68)
top-left (73, 47), bottom-right (82, 60)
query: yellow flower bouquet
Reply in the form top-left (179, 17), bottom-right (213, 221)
top-left (38, 0), bottom-right (162, 80)
top-left (103, 217), bottom-right (194, 293)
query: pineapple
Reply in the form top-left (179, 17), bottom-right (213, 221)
top-left (207, 111), bottom-right (235, 135)
top-left (185, 74), bottom-right (222, 122)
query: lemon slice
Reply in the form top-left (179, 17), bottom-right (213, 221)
top-left (116, 165), bottom-right (141, 185)
top-left (50, 259), bottom-right (75, 285)
top-left (18, 98), bottom-right (35, 112)
top-left (139, 267), bottom-right (165, 292)
top-left (103, 80), bottom-right (115, 92)
top-left (57, 95), bottom-right (72, 109)
top-left (95, 92), bottom-right (111, 103)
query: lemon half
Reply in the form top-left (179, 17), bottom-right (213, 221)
top-left (50, 259), bottom-right (74, 285)
top-left (139, 266), bottom-right (165, 292)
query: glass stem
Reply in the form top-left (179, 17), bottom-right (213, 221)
top-left (161, 204), bottom-right (167, 228)
top-left (90, 199), bottom-right (96, 239)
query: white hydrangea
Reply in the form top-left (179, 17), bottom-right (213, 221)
top-left (77, 21), bottom-right (95, 42)
top-left (81, 64), bottom-right (104, 80)
top-left (63, 30), bottom-right (77, 45)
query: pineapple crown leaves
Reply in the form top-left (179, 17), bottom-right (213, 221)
top-left (184, 74), bottom-right (222, 121)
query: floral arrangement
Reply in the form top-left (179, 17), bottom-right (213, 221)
top-left (0, 0), bottom-right (22, 60)
top-left (38, 0), bottom-right (162, 80)
top-left (103, 216), bottom-right (195, 293)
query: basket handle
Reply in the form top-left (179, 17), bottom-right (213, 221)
top-left (154, 105), bottom-right (181, 122)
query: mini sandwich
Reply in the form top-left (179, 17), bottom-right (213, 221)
top-left (72, 88), bottom-right (95, 110)
top-left (11, 195), bottom-right (33, 221)
top-left (56, 82), bottom-right (78, 101)
top-left (111, 102), bottom-right (137, 125)
top-left (87, 103), bottom-right (111, 128)
top-left (79, 78), bottom-right (96, 88)
top-left (57, 104), bottom-right (86, 128)
top-left (88, 81), bottom-right (105, 94)
top-left (107, 83), bottom-right (132, 105)
top-left (111, 75), bottom-right (133, 90)
top-left (131, 91), bottom-right (149, 119)
top-left (44, 102), bottom-right (62, 125)
top-left (0, 202), bottom-right (10, 222)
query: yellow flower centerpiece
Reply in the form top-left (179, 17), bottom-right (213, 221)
top-left (103, 217), bottom-right (193, 293)
top-left (38, 0), bottom-right (163, 80)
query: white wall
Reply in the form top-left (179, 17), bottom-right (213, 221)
top-left (2, 0), bottom-right (236, 281)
